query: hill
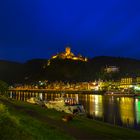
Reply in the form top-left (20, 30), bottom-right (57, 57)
top-left (0, 60), bottom-right (24, 83)
top-left (1, 56), bottom-right (140, 83)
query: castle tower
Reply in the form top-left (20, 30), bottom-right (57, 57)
top-left (65, 47), bottom-right (71, 55)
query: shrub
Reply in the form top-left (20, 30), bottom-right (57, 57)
top-left (0, 80), bottom-right (8, 96)
top-left (0, 103), bottom-right (9, 115)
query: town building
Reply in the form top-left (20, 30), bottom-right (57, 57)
top-left (104, 66), bottom-right (119, 73)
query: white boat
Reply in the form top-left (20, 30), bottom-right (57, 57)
top-left (27, 97), bottom-right (43, 105)
top-left (45, 97), bottom-right (85, 115)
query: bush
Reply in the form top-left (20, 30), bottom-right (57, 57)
top-left (0, 80), bottom-right (8, 96)
top-left (0, 103), bottom-right (9, 115)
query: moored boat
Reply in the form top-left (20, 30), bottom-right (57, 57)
top-left (27, 97), bottom-right (43, 105)
top-left (45, 97), bottom-right (85, 115)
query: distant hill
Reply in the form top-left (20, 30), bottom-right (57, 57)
top-left (0, 60), bottom-right (24, 83)
top-left (88, 56), bottom-right (140, 80)
top-left (1, 56), bottom-right (140, 84)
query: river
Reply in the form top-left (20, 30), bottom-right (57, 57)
top-left (9, 91), bottom-right (140, 130)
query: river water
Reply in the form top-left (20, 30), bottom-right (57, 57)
top-left (10, 91), bottom-right (140, 130)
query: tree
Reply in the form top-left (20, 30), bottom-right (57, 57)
top-left (0, 80), bottom-right (8, 96)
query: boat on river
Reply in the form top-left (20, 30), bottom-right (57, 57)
top-left (27, 97), bottom-right (43, 105)
top-left (45, 97), bottom-right (85, 115)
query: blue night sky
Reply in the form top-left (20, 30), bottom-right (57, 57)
top-left (0, 0), bottom-right (140, 62)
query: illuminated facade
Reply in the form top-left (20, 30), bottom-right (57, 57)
top-left (120, 78), bottom-right (133, 89)
top-left (51, 46), bottom-right (88, 62)
top-left (104, 66), bottom-right (119, 73)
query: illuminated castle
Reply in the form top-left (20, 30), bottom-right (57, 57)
top-left (51, 47), bottom-right (88, 62)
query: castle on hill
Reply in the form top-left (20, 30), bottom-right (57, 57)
top-left (51, 47), bottom-right (88, 62)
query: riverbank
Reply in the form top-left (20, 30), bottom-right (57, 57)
top-left (9, 89), bottom-right (100, 95)
top-left (0, 96), bottom-right (140, 140)
top-left (9, 89), bottom-right (140, 96)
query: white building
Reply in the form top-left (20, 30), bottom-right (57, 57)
top-left (104, 66), bottom-right (119, 73)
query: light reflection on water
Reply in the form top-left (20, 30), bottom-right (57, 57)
top-left (135, 99), bottom-right (140, 124)
top-left (119, 97), bottom-right (134, 127)
top-left (10, 91), bottom-right (140, 130)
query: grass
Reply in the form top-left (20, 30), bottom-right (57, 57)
top-left (1, 96), bottom-right (140, 140)
top-left (0, 97), bottom-right (75, 140)
top-left (70, 116), bottom-right (140, 139)
top-left (0, 103), bottom-right (33, 140)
